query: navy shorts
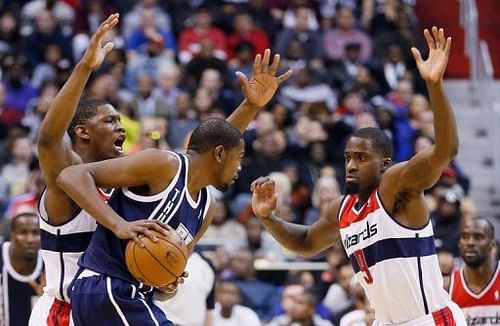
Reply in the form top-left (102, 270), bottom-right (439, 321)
top-left (70, 270), bottom-right (173, 326)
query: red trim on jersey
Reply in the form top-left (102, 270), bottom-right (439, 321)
top-left (339, 191), bottom-right (380, 228)
top-left (97, 188), bottom-right (111, 203)
top-left (450, 262), bottom-right (500, 307)
top-left (47, 298), bottom-right (71, 326)
top-left (431, 306), bottom-right (456, 326)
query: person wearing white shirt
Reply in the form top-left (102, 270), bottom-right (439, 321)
top-left (214, 280), bottom-right (261, 326)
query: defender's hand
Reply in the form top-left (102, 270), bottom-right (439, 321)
top-left (251, 177), bottom-right (278, 219)
top-left (80, 13), bottom-right (119, 70)
top-left (411, 26), bottom-right (451, 84)
top-left (236, 49), bottom-right (293, 108)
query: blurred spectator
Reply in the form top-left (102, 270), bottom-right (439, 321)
top-left (228, 41), bottom-right (255, 89)
top-left (197, 68), bottom-right (239, 117)
top-left (73, 0), bottom-right (116, 35)
top-left (224, 249), bottom-right (281, 321)
top-left (0, 10), bottom-right (21, 56)
top-left (431, 186), bottom-right (463, 256)
top-left (245, 216), bottom-right (285, 262)
top-left (273, 6), bottom-right (324, 69)
top-left (122, 0), bottom-right (171, 39)
top-left (246, 0), bottom-right (280, 41)
top-left (1, 56), bottom-right (37, 126)
top-left (152, 63), bottom-right (182, 115)
top-left (166, 91), bottom-right (199, 150)
top-left (327, 43), bottom-right (363, 92)
top-left (372, 43), bottom-right (412, 94)
top-left (214, 280), bottom-right (261, 326)
top-left (129, 73), bottom-right (168, 118)
top-left (30, 43), bottom-right (70, 89)
top-left (304, 175), bottom-right (340, 225)
top-left (0, 212), bottom-right (43, 326)
top-left (184, 41), bottom-right (230, 90)
top-left (227, 12), bottom-right (269, 60)
top-left (21, 0), bottom-right (75, 36)
top-left (178, 6), bottom-right (228, 65)
top-left (22, 9), bottom-right (73, 72)
top-left (155, 249), bottom-right (216, 326)
top-left (315, 244), bottom-right (348, 299)
top-left (323, 6), bottom-right (372, 63)
top-left (336, 281), bottom-right (373, 326)
top-left (268, 287), bottom-right (333, 326)
top-left (126, 8), bottom-right (176, 60)
top-left (322, 263), bottom-right (354, 318)
top-left (199, 199), bottom-right (247, 254)
top-left (128, 116), bottom-right (170, 153)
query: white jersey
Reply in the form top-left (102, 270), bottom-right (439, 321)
top-left (338, 190), bottom-right (465, 325)
top-left (38, 189), bottom-right (111, 302)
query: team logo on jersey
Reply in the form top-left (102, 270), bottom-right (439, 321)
top-left (344, 221), bottom-right (378, 249)
top-left (176, 223), bottom-right (193, 245)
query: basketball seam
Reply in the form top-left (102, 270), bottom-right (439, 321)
top-left (142, 244), bottom-right (181, 280)
top-left (132, 243), bottom-right (156, 286)
top-left (161, 236), bottom-right (188, 262)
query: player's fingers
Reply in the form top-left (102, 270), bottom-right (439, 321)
top-left (410, 47), bottom-right (423, 65)
top-left (431, 26), bottom-right (440, 47)
top-left (438, 28), bottom-right (446, 49)
top-left (444, 37), bottom-right (452, 57)
top-left (141, 228), bottom-right (159, 242)
top-left (102, 42), bottom-right (114, 55)
top-left (423, 29), bottom-right (435, 50)
top-left (262, 49), bottom-right (271, 73)
top-left (251, 177), bottom-right (269, 191)
top-left (235, 71), bottom-right (249, 87)
top-left (144, 221), bottom-right (170, 237)
top-left (277, 69), bottom-right (293, 83)
top-left (95, 13), bottom-right (119, 40)
top-left (269, 53), bottom-right (280, 75)
top-left (252, 53), bottom-right (262, 76)
top-left (133, 235), bottom-right (145, 248)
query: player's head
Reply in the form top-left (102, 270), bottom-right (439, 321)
top-left (459, 217), bottom-right (495, 268)
top-left (344, 127), bottom-right (393, 194)
top-left (68, 99), bottom-right (125, 161)
top-left (187, 118), bottom-right (244, 191)
top-left (10, 212), bottom-right (40, 261)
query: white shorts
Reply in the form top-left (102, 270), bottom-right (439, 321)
top-left (29, 293), bottom-right (74, 326)
top-left (372, 303), bottom-right (466, 326)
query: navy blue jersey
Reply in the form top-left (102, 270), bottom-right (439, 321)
top-left (79, 152), bottom-right (211, 285)
top-left (0, 242), bottom-right (44, 326)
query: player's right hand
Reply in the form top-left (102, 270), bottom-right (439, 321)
top-left (80, 13), bottom-right (119, 70)
top-left (251, 177), bottom-right (278, 219)
top-left (113, 219), bottom-right (171, 247)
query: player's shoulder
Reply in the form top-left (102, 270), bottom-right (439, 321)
top-left (325, 196), bottom-right (346, 221)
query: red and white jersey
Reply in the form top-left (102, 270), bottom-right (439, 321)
top-left (338, 190), bottom-right (464, 324)
top-left (450, 262), bottom-right (500, 325)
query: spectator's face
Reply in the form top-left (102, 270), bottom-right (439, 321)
top-left (193, 88), bottom-right (213, 113)
top-left (199, 69), bottom-right (222, 92)
top-left (36, 10), bottom-right (56, 34)
top-left (337, 8), bottom-right (355, 31)
top-left (175, 92), bottom-right (192, 116)
top-left (137, 75), bottom-right (154, 98)
top-left (217, 282), bottom-right (240, 309)
top-left (230, 251), bottom-right (254, 277)
top-left (437, 251), bottom-right (454, 276)
top-left (295, 8), bottom-right (310, 32)
top-left (414, 136), bottom-right (433, 154)
top-left (157, 67), bottom-right (179, 91)
top-left (11, 215), bottom-right (40, 260)
top-left (459, 219), bottom-right (494, 267)
top-left (337, 265), bottom-right (355, 292)
top-left (234, 14), bottom-right (253, 34)
top-left (194, 11), bottom-right (212, 29)
top-left (282, 285), bottom-right (303, 313)
top-left (212, 200), bottom-right (228, 225)
top-left (0, 12), bottom-right (17, 34)
top-left (246, 217), bottom-right (263, 243)
top-left (12, 137), bottom-right (32, 162)
top-left (290, 293), bottom-right (315, 321)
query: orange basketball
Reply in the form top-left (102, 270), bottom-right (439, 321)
top-left (125, 229), bottom-right (188, 287)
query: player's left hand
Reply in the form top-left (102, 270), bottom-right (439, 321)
top-left (157, 271), bottom-right (189, 293)
top-left (411, 26), bottom-right (451, 84)
top-left (251, 177), bottom-right (278, 219)
top-left (236, 48), bottom-right (293, 108)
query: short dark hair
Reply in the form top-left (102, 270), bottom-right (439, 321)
top-left (351, 127), bottom-right (393, 158)
top-left (68, 99), bottom-right (110, 143)
top-left (11, 212), bottom-right (38, 232)
top-left (187, 118), bottom-right (242, 153)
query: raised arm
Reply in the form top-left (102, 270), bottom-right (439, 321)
top-left (380, 27), bottom-right (458, 224)
top-left (56, 149), bottom-right (176, 242)
top-left (226, 49), bottom-right (292, 133)
top-left (251, 177), bottom-right (341, 257)
top-left (38, 14), bottom-right (119, 180)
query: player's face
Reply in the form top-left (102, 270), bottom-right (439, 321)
top-left (11, 215), bottom-right (40, 260)
top-left (459, 219), bottom-right (494, 267)
top-left (344, 137), bottom-right (384, 194)
top-left (214, 139), bottom-right (245, 192)
top-left (87, 104), bottom-right (126, 160)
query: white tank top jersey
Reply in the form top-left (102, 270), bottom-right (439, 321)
top-left (37, 188), bottom-right (112, 302)
top-left (338, 189), bottom-right (465, 325)
top-left (449, 262), bottom-right (500, 325)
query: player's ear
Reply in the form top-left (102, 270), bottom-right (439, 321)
top-left (214, 145), bottom-right (225, 163)
top-left (381, 157), bottom-right (392, 172)
top-left (75, 125), bottom-right (90, 141)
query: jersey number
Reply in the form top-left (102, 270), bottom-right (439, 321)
top-left (353, 249), bottom-right (373, 284)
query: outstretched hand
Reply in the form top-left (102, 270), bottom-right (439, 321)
top-left (80, 13), bottom-right (119, 70)
top-left (251, 177), bottom-right (278, 219)
top-left (411, 26), bottom-right (451, 84)
top-left (236, 49), bottom-right (293, 108)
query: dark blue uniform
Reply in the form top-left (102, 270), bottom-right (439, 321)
top-left (70, 152), bottom-right (211, 326)
top-left (0, 241), bottom-right (44, 326)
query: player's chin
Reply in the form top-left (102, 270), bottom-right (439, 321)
top-left (345, 182), bottom-right (359, 194)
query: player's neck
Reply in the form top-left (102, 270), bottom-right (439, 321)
top-left (185, 151), bottom-right (211, 194)
top-left (464, 260), bottom-right (497, 290)
top-left (9, 247), bottom-right (37, 276)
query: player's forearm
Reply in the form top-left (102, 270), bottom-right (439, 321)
top-left (427, 81), bottom-right (459, 159)
top-left (226, 99), bottom-right (261, 133)
top-left (258, 213), bottom-right (313, 256)
top-left (56, 165), bottom-right (124, 232)
top-left (38, 63), bottom-right (93, 145)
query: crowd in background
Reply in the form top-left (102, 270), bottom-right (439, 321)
top-left (0, 0), bottom-right (496, 325)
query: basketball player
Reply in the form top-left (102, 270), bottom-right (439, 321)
top-left (56, 49), bottom-right (292, 324)
top-left (0, 212), bottom-right (43, 326)
top-left (449, 217), bottom-right (500, 324)
top-left (251, 27), bottom-right (467, 325)
top-left (30, 14), bottom-right (170, 326)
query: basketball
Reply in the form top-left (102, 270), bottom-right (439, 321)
top-left (125, 229), bottom-right (188, 287)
